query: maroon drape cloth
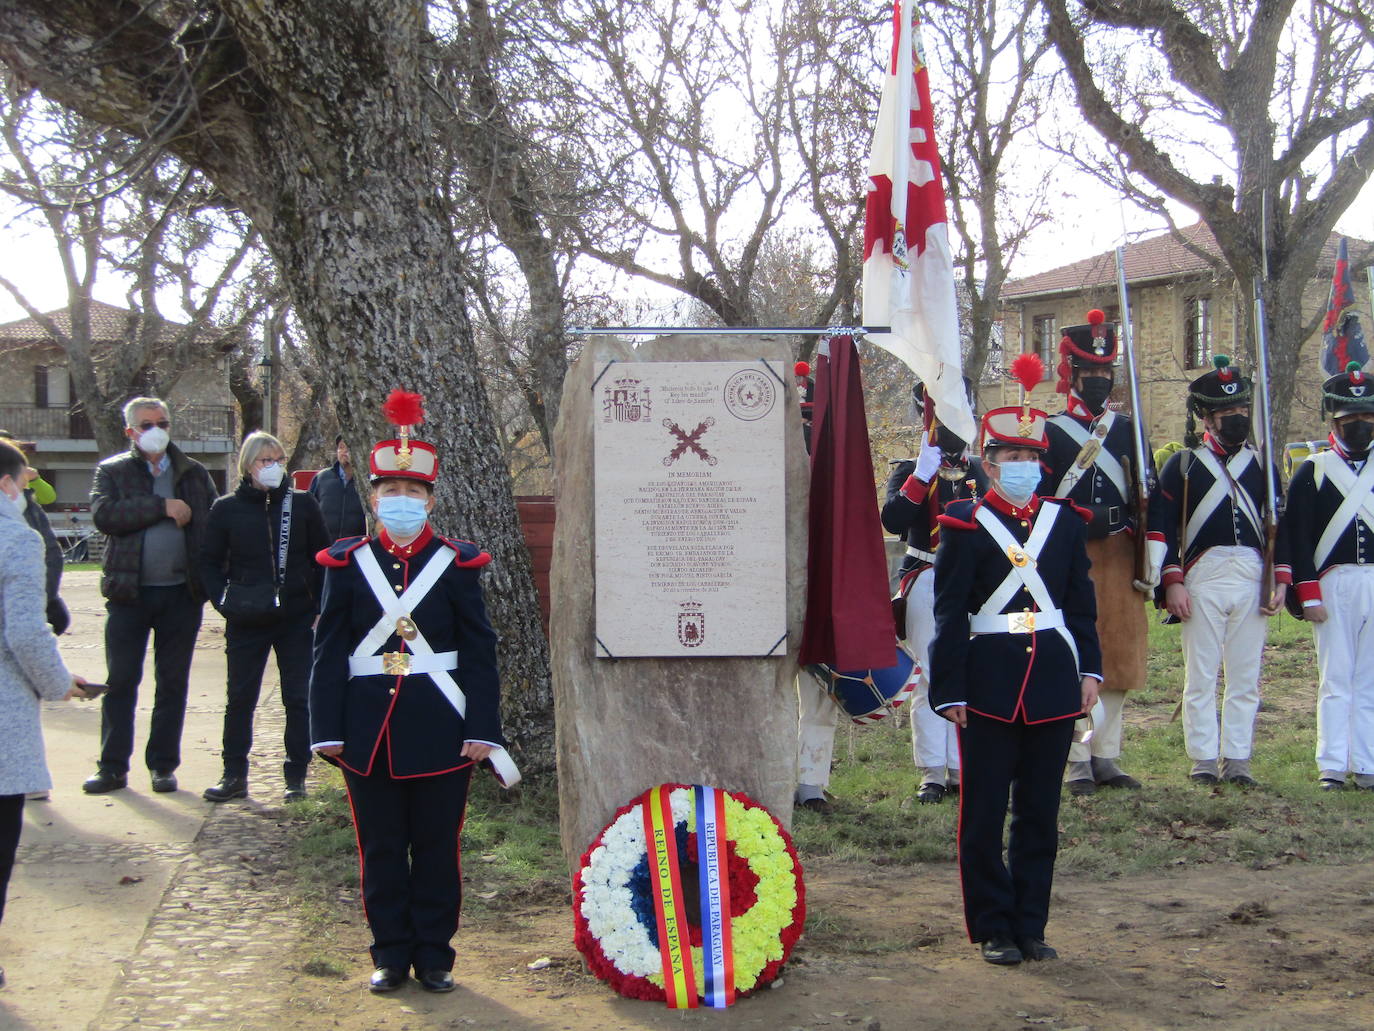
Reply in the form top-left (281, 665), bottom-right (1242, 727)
top-left (798, 335), bottom-right (897, 670)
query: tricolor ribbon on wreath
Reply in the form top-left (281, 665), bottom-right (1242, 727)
top-left (642, 784), bottom-right (737, 1009)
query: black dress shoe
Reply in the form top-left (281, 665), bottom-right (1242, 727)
top-left (979, 936), bottom-right (1023, 965)
top-left (1017, 937), bottom-right (1058, 961)
top-left (368, 967), bottom-right (407, 993)
top-left (150, 771), bottom-right (178, 793)
top-left (283, 778), bottom-right (307, 802)
top-left (1067, 778), bottom-right (1097, 797)
top-left (1223, 774), bottom-right (1259, 788)
top-left (1319, 778), bottom-right (1345, 792)
top-left (1189, 772), bottom-right (1220, 785)
top-left (916, 783), bottom-right (946, 804)
top-left (82, 770), bottom-right (127, 794)
top-left (797, 797), bottom-right (834, 815)
top-left (417, 969), bottom-right (455, 993)
top-left (202, 777), bottom-right (248, 802)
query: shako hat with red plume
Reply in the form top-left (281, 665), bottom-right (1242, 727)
top-left (370, 389), bottom-right (439, 483)
top-left (1322, 360), bottom-right (1374, 418)
top-left (981, 353), bottom-right (1049, 452)
top-left (1055, 308), bottom-right (1118, 393)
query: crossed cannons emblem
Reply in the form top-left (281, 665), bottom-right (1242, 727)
top-left (662, 417), bottom-right (717, 466)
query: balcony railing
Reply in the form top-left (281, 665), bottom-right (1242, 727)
top-left (0, 404), bottom-right (236, 442)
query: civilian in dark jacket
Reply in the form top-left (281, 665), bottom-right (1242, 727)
top-left (309, 436), bottom-right (368, 541)
top-left (82, 398), bottom-right (218, 796)
top-left (201, 432), bottom-right (330, 803)
top-left (0, 432), bottom-right (68, 633)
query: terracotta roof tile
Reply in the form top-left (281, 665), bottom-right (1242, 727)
top-left (0, 300), bottom-right (200, 344)
top-left (1004, 222), bottom-right (1372, 300)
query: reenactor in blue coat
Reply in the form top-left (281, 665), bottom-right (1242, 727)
top-left (1149, 357), bottom-right (1289, 787)
top-left (1040, 311), bottom-right (1161, 796)
top-left (930, 354), bottom-right (1102, 966)
top-left (1283, 361), bottom-right (1374, 791)
top-left (309, 391), bottom-right (520, 994)
top-left (882, 381), bottom-right (985, 803)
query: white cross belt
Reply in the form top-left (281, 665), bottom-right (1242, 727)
top-left (350, 544), bottom-right (522, 787)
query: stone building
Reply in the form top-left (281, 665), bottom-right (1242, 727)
top-left (982, 223), bottom-right (1372, 461)
top-left (0, 300), bottom-right (237, 550)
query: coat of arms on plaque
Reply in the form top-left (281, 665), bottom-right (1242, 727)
top-left (603, 376), bottom-right (651, 423)
top-left (677, 602), bottom-right (706, 647)
top-left (723, 368), bottom-right (777, 421)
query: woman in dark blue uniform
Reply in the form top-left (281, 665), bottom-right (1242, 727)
top-left (308, 391), bottom-right (520, 994)
top-left (929, 356), bottom-right (1102, 966)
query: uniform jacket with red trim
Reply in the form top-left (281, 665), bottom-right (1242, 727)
top-left (929, 494), bottom-right (1102, 723)
top-left (307, 528), bottom-right (504, 778)
top-left (881, 456), bottom-right (985, 578)
top-left (1147, 439), bottom-right (1291, 587)
top-left (1040, 408), bottom-right (1155, 540)
top-left (1282, 445), bottom-right (1374, 604)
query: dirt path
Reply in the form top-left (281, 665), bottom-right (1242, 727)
top-left (4, 574), bottom-right (1373, 1030)
top-left (264, 857), bottom-right (1374, 1031)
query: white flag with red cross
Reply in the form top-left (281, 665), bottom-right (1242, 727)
top-left (861, 0), bottom-right (975, 445)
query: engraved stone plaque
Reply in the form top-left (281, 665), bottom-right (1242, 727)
top-left (594, 360), bottom-right (786, 657)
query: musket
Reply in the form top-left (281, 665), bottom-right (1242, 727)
top-left (1253, 199), bottom-right (1278, 608)
top-left (1114, 246), bottom-right (1152, 586)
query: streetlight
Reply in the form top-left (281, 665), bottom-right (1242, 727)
top-left (256, 355), bottom-right (274, 435)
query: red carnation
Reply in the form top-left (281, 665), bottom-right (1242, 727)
top-left (794, 361), bottom-right (811, 378)
top-left (1087, 308), bottom-right (1106, 325)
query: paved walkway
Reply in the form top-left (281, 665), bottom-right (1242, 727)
top-left (1, 573), bottom-right (310, 1031)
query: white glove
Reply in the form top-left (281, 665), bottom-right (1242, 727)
top-left (914, 433), bottom-right (942, 483)
top-left (1133, 538), bottom-right (1168, 594)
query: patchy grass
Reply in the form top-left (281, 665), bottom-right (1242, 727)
top-left (793, 607), bottom-right (1374, 876)
top-left (287, 605), bottom-right (1371, 946)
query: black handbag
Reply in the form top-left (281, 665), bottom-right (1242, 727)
top-left (219, 490), bottom-right (293, 625)
top-left (220, 581), bottom-right (280, 624)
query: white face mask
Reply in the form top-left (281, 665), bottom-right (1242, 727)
top-left (1, 478), bottom-right (24, 516)
top-left (256, 462), bottom-right (286, 489)
top-left (137, 425), bottom-right (170, 454)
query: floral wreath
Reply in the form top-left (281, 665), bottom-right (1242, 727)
top-left (573, 783), bottom-right (805, 1007)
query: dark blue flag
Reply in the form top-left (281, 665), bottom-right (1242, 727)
top-left (1322, 238), bottom-right (1369, 376)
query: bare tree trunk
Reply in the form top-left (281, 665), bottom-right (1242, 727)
top-left (0, 0), bottom-right (555, 776)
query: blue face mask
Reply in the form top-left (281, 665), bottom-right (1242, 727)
top-left (994, 460), bottom-right (1040, 505)
top-left (376, 494), bottom-right (429, 538)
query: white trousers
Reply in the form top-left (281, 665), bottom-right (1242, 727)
top-left (797, 670), bottom-right (839, 787)
top-left (903, 568), bottom-right (959, 776)
top-left (1180, 547), bottom-right (1267, 761)
top-left (1068, 688), bottom-right (1126, 763)
top-left (1311, 564), bottom-right (1374, 777)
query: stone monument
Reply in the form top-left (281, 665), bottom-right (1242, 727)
top-left (552, 335), bottom-right (809, 871)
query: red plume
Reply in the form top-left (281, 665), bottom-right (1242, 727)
top-left (1011, 353), bottom-right (1044, 394)
top-left (794, 361), bottom-right (811, 378)
top-left (382, 390), bottom-right (425, 428)
top-left (1087, 308), bottom-right (1106, 326)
